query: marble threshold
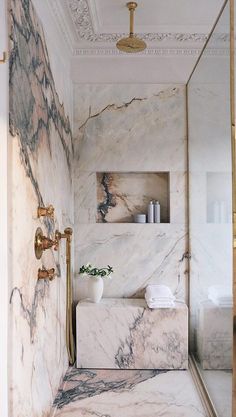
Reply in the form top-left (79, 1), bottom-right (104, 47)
top-left (51, 366), bottom-right (207, 417)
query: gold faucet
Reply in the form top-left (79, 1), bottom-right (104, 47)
top-left (34, 227), bottom-right (73, 259)
top-left (34, 227), bottom-right (59, 259)
top-left (35, 227), bottom-right (53, 259)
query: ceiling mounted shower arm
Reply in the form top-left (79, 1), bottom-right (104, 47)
top-left (116, 2), bottom-right (146, 53)
top-left (128, 2), bottom-right (137, 37)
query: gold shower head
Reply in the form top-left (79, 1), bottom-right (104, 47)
top-left (116, 2), bottom-right (147, 53)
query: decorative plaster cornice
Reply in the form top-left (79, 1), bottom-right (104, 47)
top-left (47, 0), bottom-right (230, 59)
top-left (73, 47), bottom-right (202, 56)
top-left (73, 47), bottom-right (230, 57)
top-left (46, 0), bottom-right (75, 53)
top-left (67, 0), bottom-right (209, 44)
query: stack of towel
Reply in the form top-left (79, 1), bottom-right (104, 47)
top-left (208, 285), bottom-right (233, 307)
top-left (145, 284), bottom-right (175, 309)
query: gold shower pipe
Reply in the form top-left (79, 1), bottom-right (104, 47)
top-left (129, 2), bottom-right (136, 36)
top-left (35, 206), bottom-right (75, 364)
top-left (56, 228), bottom-right (75, 365)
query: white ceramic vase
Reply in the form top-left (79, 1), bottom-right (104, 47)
top-left (87, 276), bottom-right (104, 303)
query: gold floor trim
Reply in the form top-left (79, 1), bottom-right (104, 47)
top-left (189, 356), bottom-right (218, 417)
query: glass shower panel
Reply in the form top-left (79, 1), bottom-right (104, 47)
top-left (188, 2), bottom-right (233, 416)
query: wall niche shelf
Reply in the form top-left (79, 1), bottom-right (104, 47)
top-left (96, 172), bottom-right (170, 224)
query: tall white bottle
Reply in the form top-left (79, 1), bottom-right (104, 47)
top-left (154, 201), bottom-right (160, 223)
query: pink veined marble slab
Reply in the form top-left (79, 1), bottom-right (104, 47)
top-left (76, 298), bottom-right (188, 369)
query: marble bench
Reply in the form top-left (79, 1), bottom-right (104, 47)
top-left (76, 298), bottom-right (188, 369)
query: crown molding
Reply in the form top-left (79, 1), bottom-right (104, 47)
top-left (46, 0), bottom-right (76, 54)
top-left (73, 47), bottom-right (202, 57)
top-left (68, 0), bottom-right (209, 44)
top-left (46, 0), bottom-right (230, 59)
top-left (73, 46), bottom-right (230, 57)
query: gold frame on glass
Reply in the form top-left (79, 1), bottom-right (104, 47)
top-left (187, 0), bottom-right (235, 416)
top-left (230, 0), bottom-right (236, 414)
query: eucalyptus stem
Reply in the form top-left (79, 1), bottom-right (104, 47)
top-left (79, 264), bottom-right (113, 278)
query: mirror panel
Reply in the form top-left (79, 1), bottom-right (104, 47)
top-left (188, 2), bottom-right (233, 416)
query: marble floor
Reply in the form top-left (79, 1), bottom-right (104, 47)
top-left (200, 369), bottom-right (232, 417)
top-left (51, 367), bottom-right (207, 417)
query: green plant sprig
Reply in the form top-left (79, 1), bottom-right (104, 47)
top-left (79, 264), bottom-right (113, 278)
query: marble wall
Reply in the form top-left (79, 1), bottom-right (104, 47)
top-left (74, 84), bottom-right (188, 300)
top-left (8, 1), bottom-right (73, 417)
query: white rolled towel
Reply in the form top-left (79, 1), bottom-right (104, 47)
top-left (145, 285), bottom-right (175, 309)
top-left (208, 285), bottom-right (232, 307)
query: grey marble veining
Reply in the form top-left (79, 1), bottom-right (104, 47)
top-left (52, 367), bottom-right (207, 417)
top-left (53, 367), bottom-right (162, 409)
top-left (74, 85), bottom-right (186, 172)
top-left (76, 299), bottom-right (188, 369)
top-left (8, 1), bottom-right (73, 416)
top-left (75, 224), bottom-right (188, 300)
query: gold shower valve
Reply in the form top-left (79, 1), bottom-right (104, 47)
top-left (38, 268), bottom-right (55, 281)
top-left (34, 227), bottom-right (58, 259)
top-left (37, 205), bottom-right (54, 219)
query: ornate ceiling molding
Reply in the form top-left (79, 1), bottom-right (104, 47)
top-left (46, 0), bottom-right (230, 58)
top-left (73, 47), bottom-right (202, 56)
top-left (73, 47), bottom-right (230, 57)
top-left (46, 0), bottom-right (75, 52)
top-left (67, 0), bottom-right (209, 43)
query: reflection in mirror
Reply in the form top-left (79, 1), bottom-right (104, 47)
top-left (187, 2), bottom-right (233, 416)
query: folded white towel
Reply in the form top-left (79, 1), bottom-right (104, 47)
top-left (145, 284), bottom-right (175, 302)
top-left (145, 285), bottom-right (175, 309)
top-left (208, 295), bottom-right (233, 307)
top-left (146, 299), bottom-right (175, 309)
top-left (208, 285), bottom-right (232, 306)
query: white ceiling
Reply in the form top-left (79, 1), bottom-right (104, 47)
top-left (90, 0), bottom-right (220, 32)
top-left (50, 0), bottom-right (225, 50)
top-left (45, 0), bottom-right (228, 83)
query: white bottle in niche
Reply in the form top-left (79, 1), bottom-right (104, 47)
top-left (154, 201), bottom-right (161, 223)
top-left (148, 201), bottom-right (154, 223)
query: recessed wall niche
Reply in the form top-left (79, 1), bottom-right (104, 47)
top-left (96, 172), bottom-right (170, 223)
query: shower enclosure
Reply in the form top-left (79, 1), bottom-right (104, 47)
top-left (187, 1), bottom-right (234, 415)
